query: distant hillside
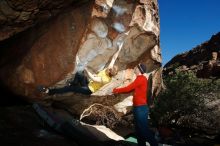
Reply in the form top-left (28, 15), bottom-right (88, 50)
top-left (151, 32), bottom-right (220, 144)
top-left (164, 32), bottom-right (220, 78)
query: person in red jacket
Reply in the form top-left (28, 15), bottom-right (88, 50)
top-left (113, 63), bottom-right (158, 146)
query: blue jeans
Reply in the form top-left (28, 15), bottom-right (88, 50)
top-left (49, 72), bottom-right (92, 95)
top-left (133, 105), bottom-right (158, 146)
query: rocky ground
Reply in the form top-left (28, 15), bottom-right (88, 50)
top-left (1, 95), bottom-right (220, 146)
top-left (0, 91), bottom-right (137, 146)
top-left (0, 104), bottom-right (78, 146)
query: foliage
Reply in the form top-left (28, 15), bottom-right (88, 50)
top-left (169, 62), bottom-right (180, 69)
top-left (151, 70), bottom-right (220, 127)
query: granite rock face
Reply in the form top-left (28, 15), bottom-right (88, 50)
top-left (0, 0), bottom-right (162, 101)
top-left (0, 0), bottom-right (87, 41)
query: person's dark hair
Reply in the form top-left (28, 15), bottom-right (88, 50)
top-left (137, 63), bottom-right (147, 74)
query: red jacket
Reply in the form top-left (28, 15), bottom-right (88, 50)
top-left (113, 75), bottom-right (148, 106)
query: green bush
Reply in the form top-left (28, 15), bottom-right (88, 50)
top-left (151, 71), bottom-right (220, 127)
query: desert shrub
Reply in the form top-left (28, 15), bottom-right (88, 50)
top-left (151, 71), bottom-right (220, 127)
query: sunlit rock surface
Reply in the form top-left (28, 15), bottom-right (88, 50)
top-left (0, 0), bottom-right (162, 100)
top-left (0, 0), bottom-right (162, 137)
top-left (0, 0), bottom-right (163, 139)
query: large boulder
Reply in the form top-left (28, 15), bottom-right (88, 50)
top-left (0, 0), bottom-right (162, 100)
top-left (0, 0), bottom-right (162, 137)
top-left (0, 0), bottom-right (87, 41)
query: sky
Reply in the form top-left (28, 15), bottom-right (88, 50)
top-left (158, 0), bottom-right (220, 65)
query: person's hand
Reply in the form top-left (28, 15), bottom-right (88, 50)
top-left (113, 88), bottom-right (118, 94)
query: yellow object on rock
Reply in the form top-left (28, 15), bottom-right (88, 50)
top-left (88, 69), bottom-right (111, 92)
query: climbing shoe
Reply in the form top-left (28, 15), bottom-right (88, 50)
top-left (37, 85), bottom-right (49, 94)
